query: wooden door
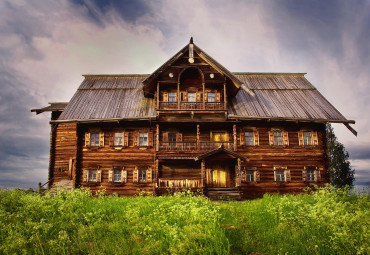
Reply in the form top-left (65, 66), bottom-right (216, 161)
top-left (206, 162), bottom-right (230, 187)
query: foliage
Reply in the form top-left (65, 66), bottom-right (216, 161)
top-left (326, 124), bottom-right (355, 187)
top-left (0, 187), bottom-right (369, 254)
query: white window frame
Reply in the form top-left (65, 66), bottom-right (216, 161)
top-left (168, 92), bottom-right (177, 102)
top-left (113, 170), bottom-right (122, 182)
top-left (245, 131), bottom-right (254, 146)
top-left (273, 131), bottom-right (283, 146)
top-left (114, 133), bottom-right (123, 146)
top-left (139, 133), bottom-right (148, 146)
top-left (188, 92), bottom-right (196, 102)
top-left (303, 131), bottom-right (312, 145)
top-left (207, 92), bottom-right (215, 102)
top-left (88, 170), bottom-right (97, 182)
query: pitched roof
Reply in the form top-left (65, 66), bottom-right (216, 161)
top-left (54, 73), bottom-right (354, 125)
top-left (31, 102), bottom-right (68, 114)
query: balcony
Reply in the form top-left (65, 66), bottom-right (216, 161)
top-left (158, 178), bottom-right (202, 188)
top-left (159, 141), bottom-right (234, 152)
top-left (159, 102), bottom-right (225, 110)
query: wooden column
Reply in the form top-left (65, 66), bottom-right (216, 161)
top-left (236, 158), bottom-right (241, 187)
top-left (197, 124), bottom-right (200, 151)
top-left (233, 124), bottom-right (237, 152)
top-left (223, 82), bottom-right (227, 110)
top-left (201, 159), bottom-right (205, 188)
top-left (155, 159), bottom-right (159, 187)
top-left (202, 82), bottom-right (205, 109)
top-left (177, 81), bottom-right (180, 109)
top-left (156, 82), bottom-right (160, 109)
top-left (156, 124), bottom-right (159, 152)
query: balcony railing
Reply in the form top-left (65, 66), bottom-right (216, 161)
top-left (159, 141), bottom-right (234, 151)
top-left (158, 178), bottom-right (202, 188)
top-left (159, 102), bottom-right (225, 110)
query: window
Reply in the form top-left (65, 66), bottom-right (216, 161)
top-left (114, 133), bottom-right (123, 146)
top-left (168, 133), bottom-right (176, 146)
top-left (274, 131), bottom-right (283, 146)
top-left (245, 132), bottom-right (254, 146)
top-left (169, 93), bottom-right (177, 102)
top-left (307, 170), bottom-right (315, 181)
top-left (88, 170), bottom-right (97, 182)
top-left (90, 133), bottom-right (100, 146)
top-left (246, 170), bottom-right (255, 182)
top-left (275, 170), bottom-right (285, 182)
top-left (139, 170), bottom-right (146, 182)
top-left (207, 93), bottom-right (215, 102)
top-left (188, 93), bottom-right (196, 102)
top-left (113, 170), bottom-right (122, 182)
top-left (139, 133), bottom-right (148, 146)
top-left (303, 131), bottom-right (312, 145)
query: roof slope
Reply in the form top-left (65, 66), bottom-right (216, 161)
top-left (228, 73), bottom-right (352, 123)
top-left (58, 75), bottom-right (155, 122)
top-left (56, 73), bottom-right (353, 124)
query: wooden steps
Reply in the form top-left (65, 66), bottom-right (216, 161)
top-left (206, 187), bottom-right (241, 200)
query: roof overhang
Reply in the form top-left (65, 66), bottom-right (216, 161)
top-left (31, 102), bottom-right (68, 114)
top-left (194, 146), bottom-right (249, 161)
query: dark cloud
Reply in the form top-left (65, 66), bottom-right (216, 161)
top-left (348, 144), bottom-right (370, 160)
top-left (70, 0), bottom-right (153, 24)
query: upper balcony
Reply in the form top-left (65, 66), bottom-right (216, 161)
top-left (159, 101), bottom-right (225, 110)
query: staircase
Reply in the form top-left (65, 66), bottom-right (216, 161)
top-left (206, 187), bottom-right (241, 201)
top-left (49, 180), bottom-right (73, 193)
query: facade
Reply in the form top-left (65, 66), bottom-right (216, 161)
top-left (32, 38), bottom-right (355, 199)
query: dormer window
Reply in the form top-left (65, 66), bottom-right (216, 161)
top-left (207, 93), bottom-right (215, 102)
top-left (168, 93), bottom-right (176, 102)
top-left (188, 93), bottom-right (196, 102)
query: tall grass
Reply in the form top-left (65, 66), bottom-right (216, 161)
top-left (0, 186), bottom-right (368, 254)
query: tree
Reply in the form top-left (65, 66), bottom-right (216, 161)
top-left (326, 124), bottom-right (355, 187)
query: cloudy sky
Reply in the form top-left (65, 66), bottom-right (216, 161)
top-left (0, 0), bottom-right (369, 189)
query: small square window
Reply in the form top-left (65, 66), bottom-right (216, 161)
top-left (274, 131), bottom-right (283, 146)
top-left (307, 170), bottom-right (315, 181)
top-left (113, 170), bottom-right (122, 182)
top-left (114, 133), bottom-right (123, 146)
top-left (139, 170), bottom-right (146, 182)
top-left (169, 93), bottom-right (177, 102)
top-left (303, 132), bottom-right (312, 145)
top-left (139, 133), bottom-right (148, 146)
top-left (188, 93), bottom-right (196, 102)
top-left (168, 133), bottom-right (176, 146)
top-left (90, 133), bottom-right (100, 146)
top-left (246, 170), bottom-right (255, 182)
top-left (275, 170), bottom-right (285, 182)
top-left (207, 93), bottom-right (215, 102)
top-left (88, 170), bottom-right (97, 182)
top-left (245, 132), bottom-right (254, 146)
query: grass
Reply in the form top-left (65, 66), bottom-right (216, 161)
top-left (0, 186), bottom-right (368, 254)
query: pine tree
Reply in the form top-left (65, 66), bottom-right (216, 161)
top-left (326, 124), bottom-right (355, 187)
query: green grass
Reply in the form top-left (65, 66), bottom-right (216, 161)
top-left (0, 186), bottom-right (368, 254)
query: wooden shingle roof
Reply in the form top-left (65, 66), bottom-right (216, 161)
top-left (54, 73), bottom-right (354, 125)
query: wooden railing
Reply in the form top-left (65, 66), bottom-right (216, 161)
top-left (158, 178), bottom-right (202, 188)
top-left (159, 141), bottom-right (234, 151)
top-left (159, 102), bottom-right (225, 110)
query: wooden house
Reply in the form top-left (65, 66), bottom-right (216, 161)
top-left (32, 38), bottom-right (356, 199)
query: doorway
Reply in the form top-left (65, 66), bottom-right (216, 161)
top-left (206, 161), bottom-right (234, 187)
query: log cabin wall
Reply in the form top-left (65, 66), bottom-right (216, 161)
top-left (50, 123), bottom-right (78, 187)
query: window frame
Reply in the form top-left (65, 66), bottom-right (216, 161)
top-left (114, 132), bottom-right (123, 146)
top-left (207, 92), bottom-right (215, 102)
top-left (113, 170), bottom-right (122, 182)
top-left (138, 170), bottom-right (147, 182)
top-left (303, 131), bottom-right (312, 146)
top-left (275, 170), bottom-right (285, 182)
top-left (273, 131), bottom-right (283, 146)
top-left (139, 133), bottom-right (148, 146)
top-left (88, 170), bottom-right (97, 182)
top-left (306, 169), bottom-right (315, 182)
top-left (246, 170), bottom-right (255, 182)
top-left (188, 92), bottom-right (196, 102)
top-left (244, 131), bottom-right (254, 146)
top-left (90, 133), bottom-right (100, 147)
top-left (168, 92), bottom-right (177, 102)
top-left (168, 133), bottom-right (177, 146)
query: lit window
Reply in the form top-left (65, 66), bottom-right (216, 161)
top-left (245, 132), bottom-right (254, 146)
top-left (207, 93), bottom-right (215, 102)
top-left (113, 170), bottom-right (121, 182)
top-left (139, 170), bottom-right (146, 182)
top-left (169, 93), bottom-right (176, 102)
top-left (168, 133), bottom-right (176, 146)
top-left (275, 170), bottom-right (285, 182)
top-left (246, 170), bottom-right (255, 182)
top-left (274, 131), bottom-right (283, 145)
top-left (303, 132), bottom-right (312, 145)
top-left (114, 133), bottom-right (123, 146)
top-left (188, 93), bottom-right (196, 102)
top-left (307, 170), bottom-right (315, 181)
top-left (90, 133), bottom-right (100, 146)
top-left (139, 133), bottom-right (148, 146)
top-left (88, 170), bottom-right (97, 182)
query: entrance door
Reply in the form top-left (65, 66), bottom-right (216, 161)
top-left (206, 162), bottom-right (230, 187)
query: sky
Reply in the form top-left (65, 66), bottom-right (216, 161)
top-left (0, 0), bottom-right (369, 189)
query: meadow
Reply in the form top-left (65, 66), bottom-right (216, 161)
top-left (0, 186), bottom-right (368, 255)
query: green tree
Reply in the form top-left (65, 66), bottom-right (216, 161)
top-left (326, 124), bottom-right (355, 187)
